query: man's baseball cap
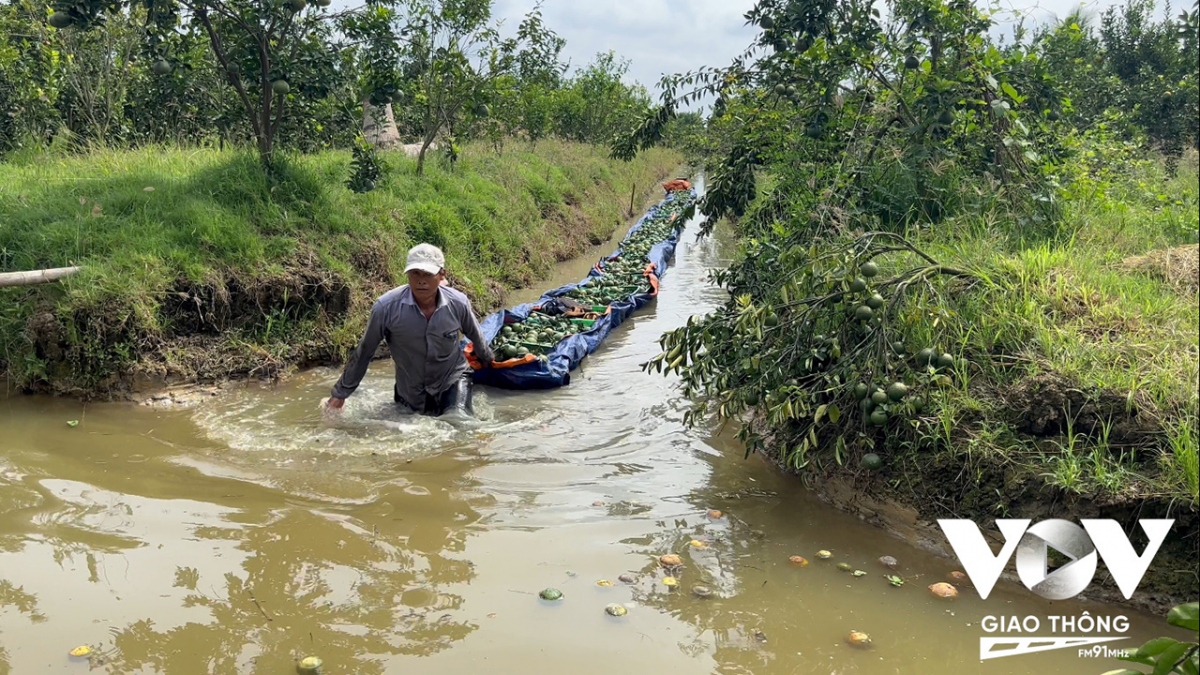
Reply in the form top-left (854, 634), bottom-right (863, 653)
top-left (405, 243), bottom-right (445, 275)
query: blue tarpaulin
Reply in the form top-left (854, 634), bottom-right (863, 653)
top-left (465, 188), bottom-right (697, 389)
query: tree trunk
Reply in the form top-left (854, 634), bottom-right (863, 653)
top-left (416, 130), bottom-right (438, 176)
top-left (416, 142), bottom-right (429, 176)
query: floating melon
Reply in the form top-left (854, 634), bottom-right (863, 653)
top-left (929, 582), bottom-right (958, 599)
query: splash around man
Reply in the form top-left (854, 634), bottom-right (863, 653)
top-left (324, 243), bottom-right (494, 417)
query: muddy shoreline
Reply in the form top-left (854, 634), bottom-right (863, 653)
top-left (762, 449), bottom-right (1198, 618)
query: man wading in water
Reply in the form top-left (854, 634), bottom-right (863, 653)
top-left (324, 243), bottom-right (494, 417)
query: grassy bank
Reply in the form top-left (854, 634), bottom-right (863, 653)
top-left (806, 153), bottom-right (1198, 611)
top-left (827, 153), bottom-right (1198, 614)
top-left (0, 139), bottom-right (682, 395)
top-left (849, 151), bottom-right (1199, 502)
top-left (648, 147), bottom-right (1197, 612)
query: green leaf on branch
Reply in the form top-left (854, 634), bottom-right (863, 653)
top-left (1168, 603), bottom-right (1199, 632)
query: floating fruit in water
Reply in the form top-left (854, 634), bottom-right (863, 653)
top-left (845, 630), bottom-right (872, 648)
top-left (618, 573), bottom-right (636, 584)
top-left (297, 656), bottom-right (323, 674)
top-left (878, 555), bottom-right (899, 569)
top-left (929, 582), bottom-right (959, 599)
top-left (692, 585), bottom-right (713, 598)
top-left (949, 570), bottom-right (969, 583)
top-left (789, 555), bottom-right (809, 566)
top-left (605, 603), bottom-right (628, 616)
top-left (539, 588), bottom-right (563, 601)
top-left (706, 509), bottom-right (723, 519)
top-left (816, 550), bottom-right (833, 559)
top-left (690, 540), bottom-right (708, 549)
top-left (837, 562), bottom-right (853, 572)
top-left (886, 382), bottom-right (908, 401)
top-left (860, 260), bottom-right (880, 277)
top-left (662, 576), bottom-right (679, 587)
top-left (660, 554), bottom-right (682, 567)
top-left (69, 645), bottom-right (92, 657)
top-left (852, 569), bottom-right (867, 577)
top-left (596, 579), bottom-right (614, 587)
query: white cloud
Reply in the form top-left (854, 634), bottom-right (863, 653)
top-left (493, 0), bottom-right (759, 99)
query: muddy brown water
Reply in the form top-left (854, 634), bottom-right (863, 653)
top-left (0, 176), bottom-right (1189, 674)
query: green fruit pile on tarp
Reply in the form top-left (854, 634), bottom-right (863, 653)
top-left (490, 313), bottom-right (593, 359)
top-left (563, 195), bottom-right (691, 306)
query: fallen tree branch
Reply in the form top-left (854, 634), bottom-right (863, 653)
top-left (0, 266), bottom-right (81, 288)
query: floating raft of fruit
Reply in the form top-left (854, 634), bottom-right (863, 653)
top-left (463, 183), bottom-right (698, 389)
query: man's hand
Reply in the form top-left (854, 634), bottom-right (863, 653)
top-left (325, 396), bottom-right (346, 411)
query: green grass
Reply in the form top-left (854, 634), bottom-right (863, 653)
top-left (892, 152), bottom-right (1199, 501)
top-left (0, 139), bottom-right (682, 392)
top-left (1164, 413), bottom-right (1200, 501)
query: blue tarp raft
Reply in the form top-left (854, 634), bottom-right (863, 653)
top-left (462, 184), bottom-right (698, 389)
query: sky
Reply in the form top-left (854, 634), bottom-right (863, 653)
top-left (488, 0), bottom-right (1156, 104)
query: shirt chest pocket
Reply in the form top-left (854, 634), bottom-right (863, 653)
top-left (428, 326), bottom-right (460, 359)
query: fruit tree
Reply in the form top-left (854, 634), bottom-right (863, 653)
top-left (46, 0), bottom-right (401, 167)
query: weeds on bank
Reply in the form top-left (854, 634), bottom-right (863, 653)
top-left (895, 154), bottom-right (1199, 500)
top-left (658, 147), bottom-right (1196, 502)
top-left (1164, 414), bottom-right (1200, 501)
top-left (0, 139), bottom-right (682, 390)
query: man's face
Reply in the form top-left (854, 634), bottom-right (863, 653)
top-left (406, 268), bottom-right (444, 303)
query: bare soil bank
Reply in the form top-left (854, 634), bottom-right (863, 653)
top-left (768, 447), bottom-right (1198, 617)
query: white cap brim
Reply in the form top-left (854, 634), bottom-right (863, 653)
top-left (405, 262), bottom-right (442, 275)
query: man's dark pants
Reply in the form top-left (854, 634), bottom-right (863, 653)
top-left (395, 372), bottom-right (475, 417)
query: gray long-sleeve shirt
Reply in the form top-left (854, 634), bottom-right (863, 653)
top-left (330, 285), bottom-right (494, 407)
